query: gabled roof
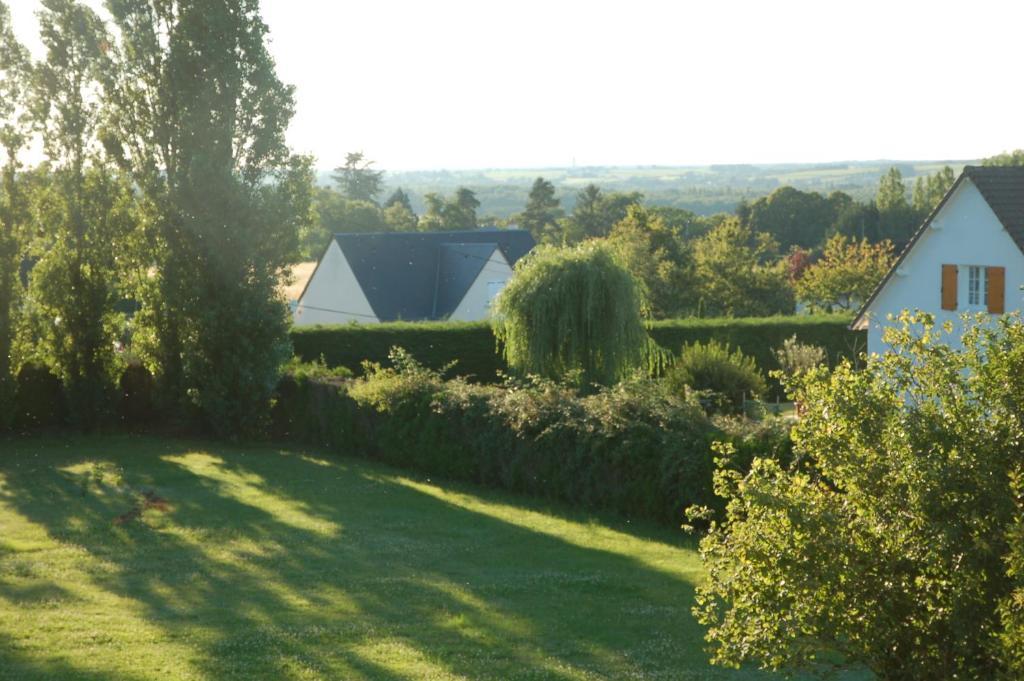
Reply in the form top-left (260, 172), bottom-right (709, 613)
top-left (331, 229), bottom-right (534, 321)
top-left (851, 166), bottom-right (1024, 330)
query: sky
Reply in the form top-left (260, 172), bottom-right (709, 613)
top-left (7, 0), bottom-right (1024, 170)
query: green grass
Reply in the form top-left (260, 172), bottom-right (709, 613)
top-left (0, 435), bottom-right (777, 681)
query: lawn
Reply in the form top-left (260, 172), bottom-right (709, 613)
top-left (0, 436), bottom-right (776, 680)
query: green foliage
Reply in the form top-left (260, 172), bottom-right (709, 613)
top-left (518, 176), bottom-right (563, 243)
top-left (692, 218), bottom-right (794, 316)
top-left (795, 234), bottom-right (894, 312)
top-left (607, 204), bottom-right (696, 318)
top-left (290, 320), bottom-right (500, 381)
top-left (876, 166), bottom-right (921, 242)
top-left (331, 151), bottom-right (383, 203)
top-left (492, 241), bottom-right (659, 388)
top-left (13, 363), bottom-right (66, 430)
top-left (31, 1), bottom-right (133, 428)
top-left (562, 184), bottom-right (643, 243)
top-left (772, 334), bottom-right (826, 379)
top-left (665, 340), bottom-right (766, 414)
top-left (290, 314), bottom-right (864, 399)
top-left (336, 347), bottom-right (720, 522)
top-left (694, 313), bottom-right (1024, 679)
top-left (983, 150), bottom-right (1024, 167)
top-left (0, 0), bottom-right (30, 430)
top-left (740, 186), bottom-right (840, 251)
top-left (104, 0), bottom-right (312, 437)
top-left (912, 165), bottom-right (955, 213)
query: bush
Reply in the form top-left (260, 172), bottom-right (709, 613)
top-left (693, 313), bottom-right (1024, 678)
top-left (13, 363), bottom-right (66, 430)
top-left (301, 347), bottom-right (719, 523)
top-left (665, 341), bottom-right (766, 414)
top-left (269, 361), bottom-right (361, 449)
top-left (772, 334), bottom-right (827, 379)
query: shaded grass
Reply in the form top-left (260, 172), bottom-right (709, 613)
top-left (0, 435), bottom-right (776, 680)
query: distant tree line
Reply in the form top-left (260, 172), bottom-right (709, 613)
top-left (303, 152), bottom-right (1017, 320)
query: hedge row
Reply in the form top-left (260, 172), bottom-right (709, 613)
top-left (290, 314), bottom-right (864, 386)
top-left (271, 357), bottom-right (793, 526)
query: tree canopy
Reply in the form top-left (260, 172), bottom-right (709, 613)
top-left (492, 242), bottom-right (658, 388)
top-left (694, 313), bottom-right (1024, 678)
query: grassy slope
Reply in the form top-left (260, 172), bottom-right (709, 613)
top-left (0, 436), bottom-right (777, 681)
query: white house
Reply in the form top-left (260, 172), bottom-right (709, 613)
top-left (293, 229), bottom-right (535, 326)
top-left (852, 166), bottom-right (1024, 354)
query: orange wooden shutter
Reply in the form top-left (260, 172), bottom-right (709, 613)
top-left (987, 266), bottom-right (1005, 314)
top-left (941, 264), bottom-right (957, 310)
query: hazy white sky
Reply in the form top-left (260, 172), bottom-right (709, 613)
top-left (8, 0), bottom-right (1024, 170)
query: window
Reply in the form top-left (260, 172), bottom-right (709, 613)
top-left (487, 280), bottom-right (506, 306)
top-left (967, 266), bottom-right (987, 307)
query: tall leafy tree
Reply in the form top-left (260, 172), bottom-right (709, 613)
top-left (692, 218), bottom-right (793, 317)
top-left (876, 166), bottom-right (918, 243)
top-left (912, 165), bottom-right (956, 213)
top-left (0, 0), bottom-right (29, 428)
top-left (518, 177), bottom-right (563, 243)
top-left (607, 205), bottom-right (695, 318)
top-left (443, 187), bottom-right (479, 230)
top-left (795, 234), bottom-right (894, 312)
top-left (332, 151), bottom-right (383, 204)
top-left (31, 0), bottom-right (134, 427)
top-left (742, 186), bottom-right (836, 250)
top-left (103, 0), bottom-right (314, 435)
top-left (492, 242), bottom-right (660, 389)
top-left (383, 187), bottom-right (413, 212)
top-left (563, 185), bottom-right (642, 243)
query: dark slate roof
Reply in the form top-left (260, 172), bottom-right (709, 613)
top-left (332, 229), bottom-right (535, 321)
top-left (851, 165), bottom-right (1024, 329)
top-left (963, 166), bottom-right (1024, 251)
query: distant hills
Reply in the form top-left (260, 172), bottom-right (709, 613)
top-left (316, 160), bottom-right (975, 220)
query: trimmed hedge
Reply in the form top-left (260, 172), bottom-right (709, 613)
top-left (272, 354), bottom-right (795, 526)
top-left (648, 314), bottom-right (865, 377)
top-left (291, 321), bottom-right (500, 381)
top-left (290, 315), bottom-right (864, 394)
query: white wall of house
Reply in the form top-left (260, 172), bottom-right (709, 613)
top-left (449, 249), bottom-right (513, 322)
top-left (862, 178), bottom-right (1024, 354)
top-left (293, 241), bottom-right (379, 326)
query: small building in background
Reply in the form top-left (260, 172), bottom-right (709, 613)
top-left (852, 166), bottom-right (1024, 353)
top-left (293, 229), bottom-right (535, 325)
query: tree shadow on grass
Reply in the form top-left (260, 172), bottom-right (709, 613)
top-left (0, 435), bottom-right (768, 680)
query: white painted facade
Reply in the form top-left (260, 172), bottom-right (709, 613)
top-left (293, 241), bottom-right (379, 325)
top-left (856, 177), bottom-right (1024, 354)
top-left (449, 249), bottom-right (513, 321)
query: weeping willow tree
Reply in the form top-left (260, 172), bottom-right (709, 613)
top-left (492, 242), bottom-right (661, 388)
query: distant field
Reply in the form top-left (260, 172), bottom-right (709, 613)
top-left (316, 160), bottom-right (976, 219)
top-left (0, 436), bottom-right (789, 680)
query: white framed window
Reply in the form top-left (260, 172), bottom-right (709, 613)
top-left (966, 265), bottom-right (987, 307)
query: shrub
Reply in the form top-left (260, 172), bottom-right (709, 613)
top-left (269, 362), bottom-right (361, 450)
top-left (324, 347), bottom-right (719, 523)
top-left (693, 313), bottom-right (1024, 678)
top-left (772, 334), bottom-right (827, 379)
top-left (665, 341), bottom-right (766, 414)
top-left (13, 363), bottom-right (66, 430)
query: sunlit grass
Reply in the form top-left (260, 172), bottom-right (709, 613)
top-left (0, 435), bottom-right (777, 680)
